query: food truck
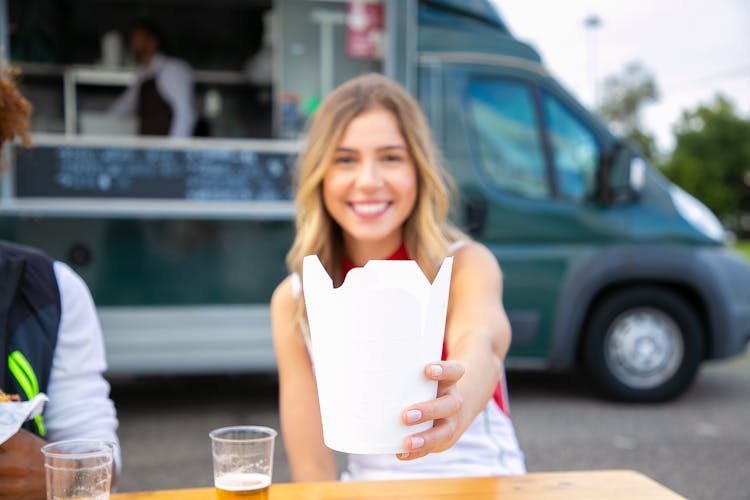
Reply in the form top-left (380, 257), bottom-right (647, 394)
top-left (2, 0), bottom-right (749, 401)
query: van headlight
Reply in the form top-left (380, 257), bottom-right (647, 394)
top-left (669, 185), bottom-right (725, 241)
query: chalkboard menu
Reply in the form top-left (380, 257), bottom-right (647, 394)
top-left (14, 143), bottom-right (297, 201)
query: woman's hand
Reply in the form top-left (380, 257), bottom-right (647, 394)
top-left (398, 360), bottom-right (466, 460)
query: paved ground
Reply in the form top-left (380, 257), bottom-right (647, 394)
top-left (508, 352), bottom-right (750, 500)
top-left (111, 348), bottom-right (750, 499)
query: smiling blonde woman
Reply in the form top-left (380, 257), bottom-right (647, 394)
top-left (271, 73), bottom-right (525, 482)
top-left (287, 73), bottom-right (463, 288)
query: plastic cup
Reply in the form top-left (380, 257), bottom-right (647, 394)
top-left (41, 439), bottom-right (114, 500)
top-left (209, 426), bottom-right (277, 500)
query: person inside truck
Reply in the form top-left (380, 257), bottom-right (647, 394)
top-left (271, 73), bottom-right (525, 481)
top-left (0, 65), bottom-right (121, 499)
top-left (109, 18), bottom-right (196, 137)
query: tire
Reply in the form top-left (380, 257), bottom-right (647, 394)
top-left (582, 286), bottom-right (704, 402)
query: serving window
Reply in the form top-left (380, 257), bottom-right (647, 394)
top-left (7, 0), bottom-right (386, 140)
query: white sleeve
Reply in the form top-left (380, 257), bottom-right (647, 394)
top-left (109, 83), bottom-right (138, 118)
top-left (44, 262), bottom-right (122, 476)
top-left (157, 59), bottom-right (196, 137)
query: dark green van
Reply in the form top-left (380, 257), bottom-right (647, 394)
top-left (2, 0), bottom-right (749, 401)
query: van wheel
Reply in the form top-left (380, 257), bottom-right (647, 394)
top-left (583, 287), bottom-right (703, 402)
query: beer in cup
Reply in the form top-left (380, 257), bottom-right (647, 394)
top-left (209, 426), bottom-right (276, 500)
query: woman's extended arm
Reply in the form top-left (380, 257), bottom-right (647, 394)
top-left (399, 242), bottom-right (511, 460)
top-left (271, 277), bottom-right (337, 481)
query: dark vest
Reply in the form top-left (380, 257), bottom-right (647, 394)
top-left (137, 75), bottom-right (173, 136)
top-left (0, 241), bottom-right (61, 437)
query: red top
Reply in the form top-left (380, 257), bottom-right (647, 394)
top-left (340, 243), bottom-right (510, 417)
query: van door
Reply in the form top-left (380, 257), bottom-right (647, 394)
top-left (437, 63), bottom-right (622, 365)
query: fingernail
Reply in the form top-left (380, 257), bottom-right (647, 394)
top-left (406, 409), bottom-right (422, 423)
top-left (400, 453), bottom-right (410, 459)
top-left (411, 436), bottom-right (425, 449)
top-left (430, 364), bottom-right (443, 377)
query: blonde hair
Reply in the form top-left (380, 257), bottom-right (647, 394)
top-left (287, 73), bottom-right (465, 317)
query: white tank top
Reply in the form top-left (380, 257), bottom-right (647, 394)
top-left (290, 241), bottom-right (526, 479)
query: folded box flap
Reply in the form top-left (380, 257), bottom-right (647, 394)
top-left (302, 254), bottom-right (333, 292)
top-left (304, 255), bottom-right (454, 342)
top-left (425, 256), bottom-right (453, 354)
top-left (353, 259), bottom-right (429, 294)
top-left (303, 255), bottom-right (333, 336)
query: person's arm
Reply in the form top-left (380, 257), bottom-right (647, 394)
top-left (0, 429), bottom-right (46, 499)
top-left (43, 262), bottom-right (121, 482)
top-left (399, 242), bottom-right (510, 460)
top-left (271, 277), bottom-right (337, 481)
top-left (158, 60), bottom-right (196, 137)
top-left (109, 82), bottom-right (138, 118)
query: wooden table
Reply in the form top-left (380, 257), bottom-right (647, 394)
top-left (111, 469), bottom-right (686, 499)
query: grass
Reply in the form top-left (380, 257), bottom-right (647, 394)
top-left (732, 241), bottom-right (750, 263)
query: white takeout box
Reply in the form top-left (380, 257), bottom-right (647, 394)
top-left (302, 254), bottom-right (453, 454)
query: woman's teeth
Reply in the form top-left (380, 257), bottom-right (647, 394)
top-left (352, 202), bottom-right (389, 215)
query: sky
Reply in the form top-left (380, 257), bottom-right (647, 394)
top-left (489, 0), bottom-right (750, 154)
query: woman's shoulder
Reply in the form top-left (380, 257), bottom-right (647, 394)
top-left (271, 275), bottom-right (307, 346)
top-left (449, 240), bottom-right (502, 281)
top-left (271, 274), bottom-right (298, 315)
top-left (450, 239), bottom-right (497, 263)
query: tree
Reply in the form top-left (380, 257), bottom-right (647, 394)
top-left (661, 95), bottom-right (750, 232)
top-left (598, 61), bottom-right (659, 161)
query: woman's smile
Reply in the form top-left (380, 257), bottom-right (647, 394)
top-left (348, 200), bottom-right (393, 218)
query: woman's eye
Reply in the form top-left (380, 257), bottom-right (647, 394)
top-left (381, 154), bottom-right (404, 163)
top-left (333, 156), bottom-right (356, 165)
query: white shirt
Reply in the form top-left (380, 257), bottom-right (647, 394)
top-left (43, 261), bottom-right (121, 475)
top-left (342, 395), bottom-right (526, 481)
top-left (110, 53), bottom-right (196, 137)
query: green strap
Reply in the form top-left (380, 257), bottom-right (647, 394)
top-left (8, 350), bottom-right (46, 436)
top-left (9, 350), bottom-right (39, 395)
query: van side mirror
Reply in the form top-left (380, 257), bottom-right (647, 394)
top-left (604, 143), bottom-right (644, 203)
top-left (629, 156), bottom-right (646, 194)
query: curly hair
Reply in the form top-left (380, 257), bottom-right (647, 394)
top-left (0, 65), bottom-right (32, 148)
